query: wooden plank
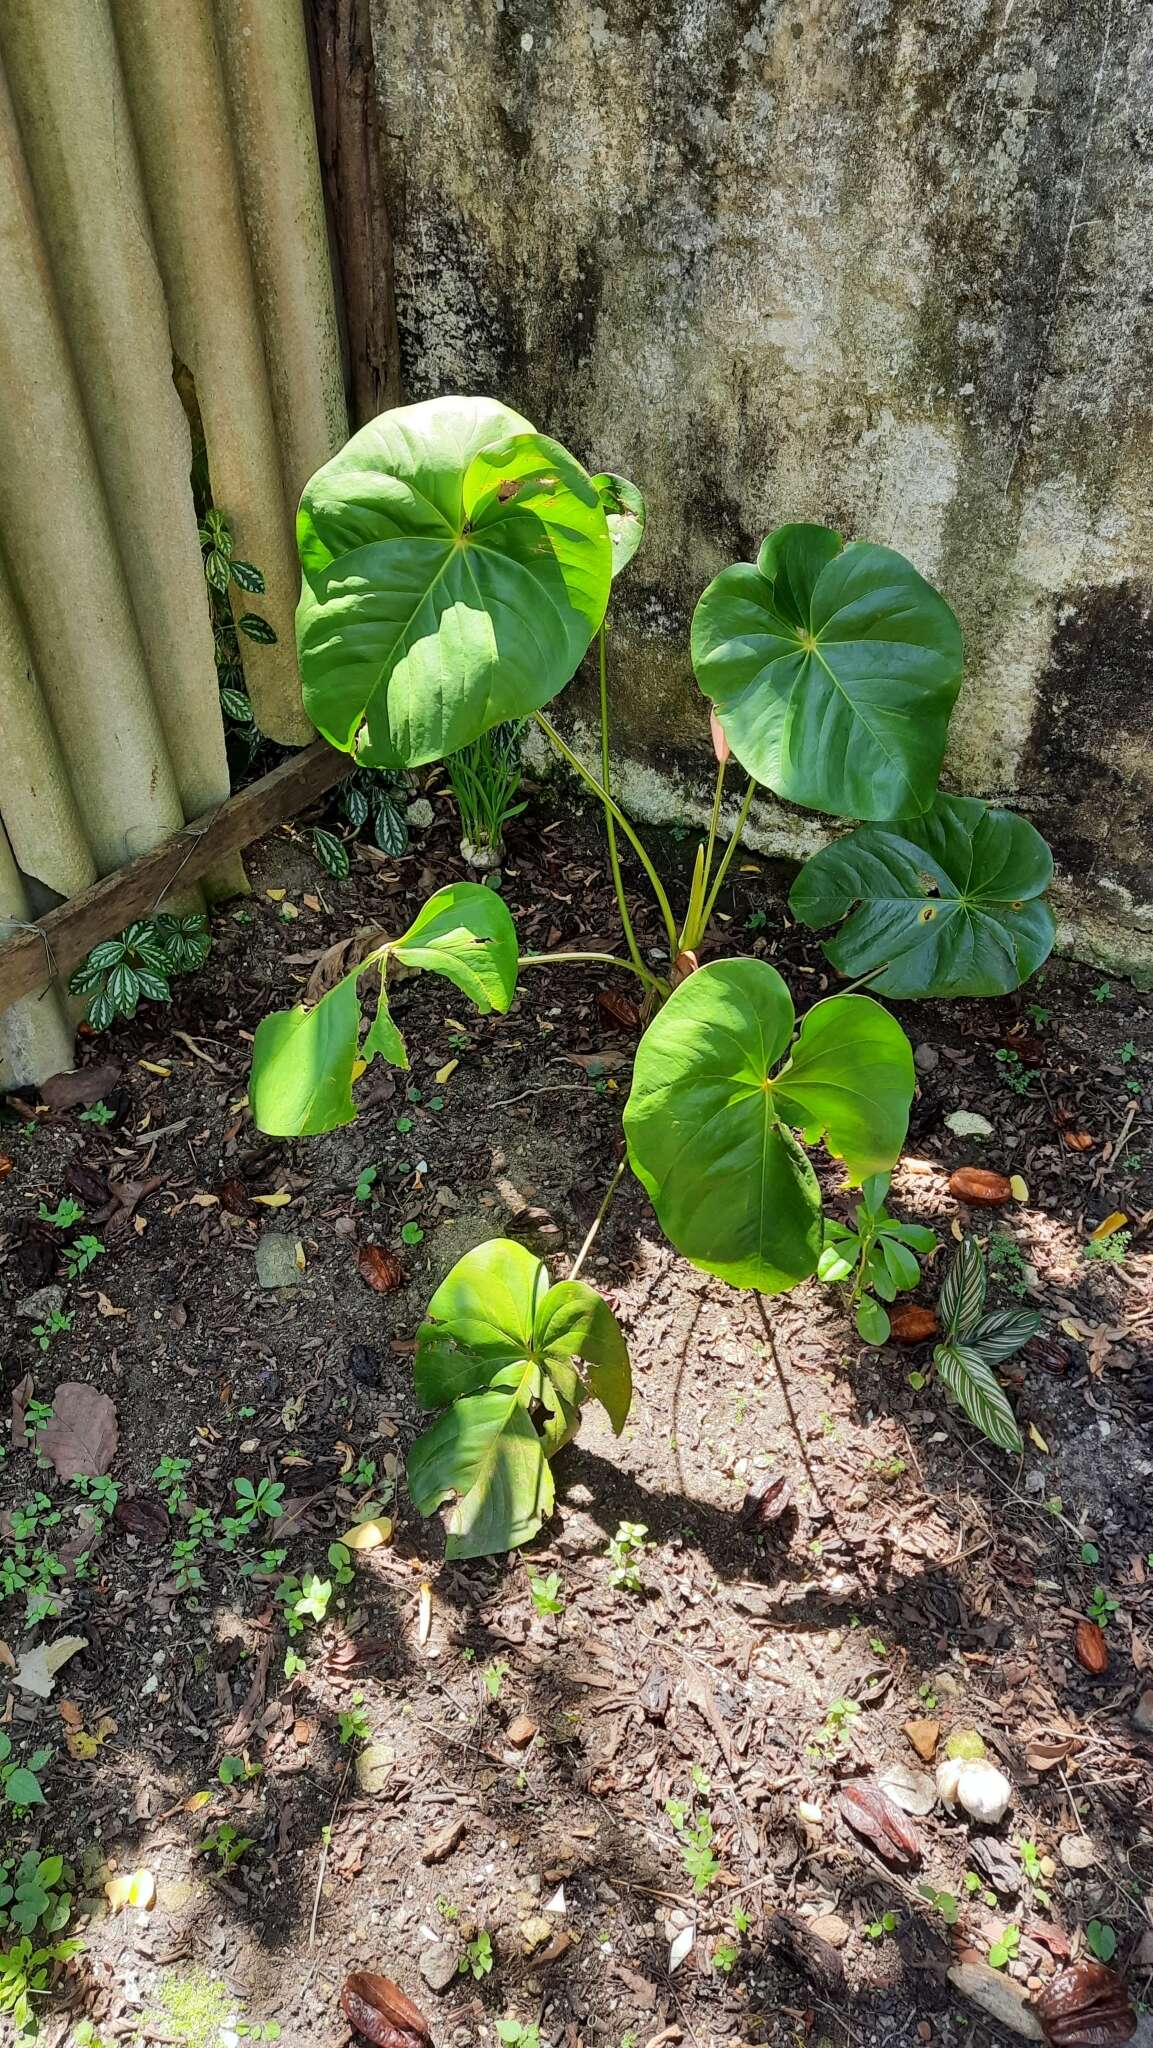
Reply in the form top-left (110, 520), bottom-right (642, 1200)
top-left (0, 739), bottom-right (353, 1014)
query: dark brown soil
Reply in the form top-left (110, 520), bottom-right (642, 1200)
top-left (2, 782), bottom-right (1152, 2048)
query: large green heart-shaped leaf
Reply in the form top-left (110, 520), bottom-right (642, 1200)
top-left (789, 794), bottom-right (1055, 998)
top-left (248, 974), bottom-right (361, 1136)
top-left (297, 396), bottom-right (613, 768)
top-left (691, 524), bottom-right (963, 819)
top-left (407, 1364), bottom-right (554, 1558)
top-left (250, 883), bottom-right (517, 1136)
top-left (408, 1237), bottom-right (631, 1558)
top-left (623, 959), bottom-right (914, 1292)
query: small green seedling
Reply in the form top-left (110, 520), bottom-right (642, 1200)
top-left (919, 1884), bottom-right (959, 1925)
top-left (37, 1197), bottom-right (85, 1230)
top-left (338, 1698), bottom-right (371, 1747)
top-left (79, 1102), bottom-right (116, 1127)
top-left (495, 2022), bottom-right (541, 2048)
top-left (234, 1477), bottom-right (284, 1520)
top-left (197, 1824), bottom-right (254, 1870)
top-left (217, 1756), bottom-right (260, 1787)
top-left (0, 1735), bottom-right (50, 1813)
top-left (31, 1310), bottom-right (74, 1352)
top-left (1087, 1585), bottom-right (1119, 1627)
top-left (987, 1924), bottom-right (1020, 1969)
top-left (818, 1170), bottom-right (936, 1346)
top-left (400, 1221), bottom-right (424, 1246)
top-left (354, 1165), bottom-right (378, 1202)
top-left (529, 1571), bottom-right (565, 1617)
top-left (1086, 1920), bottom-right (1117, 1963)
top-left (606, 1521), bottom-right (649, 1593)
top-left (62, 1234), bottom-right (104, 1279)
top-left (994, 1048), bottom-right (1038, 1095)
top-left (482, 1659), bottom-right (509, 1702)
top-left (1083, 1229), bottom-right (1130, 1266)
top-left (459, 1930), bottom-right (493, 1979)
top-left (866, 1911), bottom-right (899, 1940)
top-left (712, 1941), bottom-right (739, 1973)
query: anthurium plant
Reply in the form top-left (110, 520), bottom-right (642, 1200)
top-left (248, 394), bottom-right (1055, 1545)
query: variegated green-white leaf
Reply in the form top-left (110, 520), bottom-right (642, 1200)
top-left (934, 1340), bottom-right (1022, 1453)
top-left (938, 1236), bottom-right (986, 1338)
top-left (968, 1306), bottom-right (1041, 1365)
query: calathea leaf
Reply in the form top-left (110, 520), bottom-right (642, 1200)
top-left (933, 1340), bottom-right (1022, 1453)
top-left (249, 883), bottom-right (518, 1136)
top-left (691, 523), bottom-right (962, 820)
top-left (297, 396), bottom-right (613, 769)
top-left (968, 1306), bottom-right (1041, 1364)
top-left (591, 472), bottom-right (646, 577)
top-left (622, 958), bottom-right (914, 1293)
top-left (938, 1236), bottom-right (986, 1339)
top-left (408, 1238), bottom-right (631, 1558)
top-left (789, 794), bottom-right (1056, 998)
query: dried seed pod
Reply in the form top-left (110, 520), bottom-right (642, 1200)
top-left (340, 1972), bottom-right (432, 2048)
top-left (357, 1244), bottom-right (406, 1294)
top-left (838, 1780), bottom-right (921, 1867)
top-left (1034, 1959), bottom-right (1136, 2045)
top-left (948, 1167), bottom-right (1013, 1206)
top-left (739, 1472), bottom-right (794, 1531)
top-left (1074, 1620), bottom-right (1109, 1676)
top-left (888, 1304), bottom-right (940, 1344)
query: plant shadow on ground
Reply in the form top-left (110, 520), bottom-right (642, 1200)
top-left (4, 809), bottom-right (1152, 2046)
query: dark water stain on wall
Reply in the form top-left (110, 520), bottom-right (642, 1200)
top-left (1022, 583), bottom-right (1153, 908)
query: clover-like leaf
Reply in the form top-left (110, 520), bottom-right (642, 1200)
top-left (407, 1238), bottom-right (631, 1558)
top-left (297, 396), bottom-right (613, 768)
top-left (623, 959), bottom-right (914, 1293)
top-left (789, 795), bottom-right (1055, 997)
top-left (692, 523), bottom-right (962, 820)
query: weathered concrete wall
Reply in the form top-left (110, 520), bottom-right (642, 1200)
top-left (367, 0), bottom-right (1153, 971)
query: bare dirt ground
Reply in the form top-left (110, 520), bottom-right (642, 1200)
top-left (2, 781), bottom-right (1152, 2048)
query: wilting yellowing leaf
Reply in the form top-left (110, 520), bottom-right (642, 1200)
top-left (191, 1192), bottom-right (219, 1207)
top-left (252, 1190), bottom-right (292, 1208)
top-left (351, 1056), bottom-right (367, 1080)
top-left (435, 1059), bottom-right (459, 1085)
top-left (184, 1789), bottom-right (213, 1812)
top-left (294, 1241), bottom-right (306, 1271)
top-left (265, 888), bottom-right (286, 901)
top-left (334, 1441), bottom-right (356, 1477)
top-left (341, 1518), bottom-right (393, 1551)
top-left (1091, 1210), bottom-right (1128, 1241)
top-left (1027, 1422), bottom-right (1050, 1453)
top-left (66, 1715), bottom-right (117, 1761)
top-left (1060, 1317), bottom-right (1087, 1340)
top-left (137, 1060), bottom-right (170, 1076)
top-left (1009, 1174), bottom-right (1029, 1202)
top-left (105, 1868), bottom-right (155, 1913)
top-left (96, 1292), bottom-right (129, 1317)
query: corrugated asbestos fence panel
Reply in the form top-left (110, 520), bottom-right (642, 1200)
top-left (0, 0), bottom-right (346, 1084)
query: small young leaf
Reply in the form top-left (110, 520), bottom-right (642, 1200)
top-left (237, 612), bottom-right (278, 644)
top-left (856, 1295), bottom-right (891, 1345)
top-left (343, 783), bottom-right (370, 830)
top-left (220, 686), bottom-right (254, 722)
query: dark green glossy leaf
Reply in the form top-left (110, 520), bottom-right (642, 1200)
top-left (591, 472), bottom-right (646, 577)
top-left (297, 396), bottom-right (613, 769)
top-left (856, 1295), bottom-right (890, 1345)
top-left (373, 795), bottom-right (409, 856)
top-left (789, 795), bottom-right (1055, 997)
top-left (229, 559), bottom-right (265, 593)
top-left (220, 686), bottom-right (254, 723)
top-left (692, 523), bottom-right (962, 819)
top-left (237, 612), bottom-right (277, 644)
top-left (623, 959), bottom-right (913, 1292)
top-left (407, 1367), bottom-right (553, 1559)
top-left (68, 959), bottom-right (106, 996)
top-left (342, 782), bottom-right (370, 830)
top-left (83, 940), bottom-right (126, 973)
top-left (86, 986), bottom-right (117, 1032)
top-left (311, 827), bottom-right (351, 879)
top-left (106, 964), bottom-right (141, 1018)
